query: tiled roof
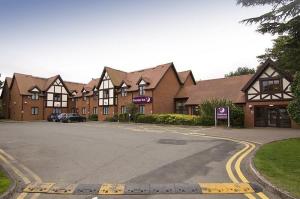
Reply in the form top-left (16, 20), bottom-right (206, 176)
top-left (12, 73), bottom-right (84, 95)
top-left (103, 63), bottom-right (177, 91)
top-left (178, 70), bottom-right (191, 84)
top-left (176, 74), bottom-right (253, 105)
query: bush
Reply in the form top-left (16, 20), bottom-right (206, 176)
top-left (118, 113), bottom-right (130, 122)
top-left (136, 114), bottom-right (205, 126)
top-left (88, 114), bottom-right (98, 121)
top-left (288, 72), bottom-right (300, 124)
top-left (198, 99), bottom-right (244, 127)
top-left (105, 115), bottom-right (118, 122)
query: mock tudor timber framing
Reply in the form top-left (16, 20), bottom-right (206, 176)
top-left (46, 77), bottom-right (69, 108)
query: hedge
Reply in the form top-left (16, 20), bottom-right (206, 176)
top-left (135, 114), bottom-right (214, 126)
top-left (88, 114), bottom-right (98, 121)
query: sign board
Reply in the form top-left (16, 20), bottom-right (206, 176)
top-left (216, 107), bottom-right (228, 120)
top-left (133, 96), bottom-right (152, 104)
top-left (215, 107), bottom-right (230, 127)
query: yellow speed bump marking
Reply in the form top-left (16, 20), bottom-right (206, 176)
top-left (48, 184), bottom-right (77, 194)
top-left (99, 184), bottom-right (125, 195)
top-left (23, 182), bottom-right (55, 193)
top-left (199, 183), bottom-right (254, 194)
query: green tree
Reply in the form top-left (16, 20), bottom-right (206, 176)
top-left (126, 103), bottom-right (138, 121)
top-left (237, 0), bottom-right (300, 73)
top-left (287, 72), bottom-right (300, 124)
top-left (225, 67), bottom-right (256, 77)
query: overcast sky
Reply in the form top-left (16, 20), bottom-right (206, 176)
top-left (0, 0), bottom-right (274, 84)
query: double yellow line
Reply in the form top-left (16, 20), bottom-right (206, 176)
top-left (0, 148), bottom-right (42, 199)
top-left (226, 141), bottom-right (269, 199)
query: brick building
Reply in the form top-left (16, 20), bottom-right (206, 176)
top-left (1, 59), bottom-right (299, 128)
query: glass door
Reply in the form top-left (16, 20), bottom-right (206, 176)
top-left (267, 109), bottom-right (277, 127)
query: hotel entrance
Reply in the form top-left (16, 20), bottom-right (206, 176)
top-left (254, 106), bottom-right (291, 128)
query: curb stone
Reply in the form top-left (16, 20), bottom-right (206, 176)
top-left (249, 146), bottom-right (297, 199)
top-left (0, 164), bottom-right (17, 199)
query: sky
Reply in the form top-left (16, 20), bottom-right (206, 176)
top-left (0, 0), bottom-right (275, 84)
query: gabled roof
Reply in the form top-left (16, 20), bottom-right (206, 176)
top-left (241, 59), bottom-right (293, 92)
top-left (10, 73), bottom-right (83, 96)
top-left (178, 70), bottom-right (196, 85)
top-left (176, 74), bottom-right (253, 105)
top-left (5, 77), bottom-right (12, 88)
top-left (98, 62), bottom-right (182, 92)
top-left (73, 78), bottom-right (100, 97)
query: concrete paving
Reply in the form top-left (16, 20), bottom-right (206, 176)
top-left (0, 121), bottom-right (286, 199)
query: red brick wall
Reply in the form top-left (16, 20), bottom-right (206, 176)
top-left (153, 67), bottom-right (181, 114)
top-left (9, 79), bottom-right (22, 120)
top-left (98, 105), bottom-right (117, 121)
top-left (22, 95), bottom-right (44, 121)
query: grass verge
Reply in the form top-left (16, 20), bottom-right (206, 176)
top-left (0, 169), bottom-right (11, 195)
top-left (254, 138), bottom-right (300, 198)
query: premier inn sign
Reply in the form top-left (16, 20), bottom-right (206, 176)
top-left (133, 96), bottom-right (152, 104)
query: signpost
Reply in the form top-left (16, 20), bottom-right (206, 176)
top-left (215, 107), bottom-right (230, 127)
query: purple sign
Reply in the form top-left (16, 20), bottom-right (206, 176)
top-left (216, 107), bottom-right (228, 120)
top-left (133, 96), bottom-right (152, 104)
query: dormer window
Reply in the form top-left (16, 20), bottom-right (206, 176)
top-left (121, 88), bottom-right (127, 97)
top-left (31, 93), bottom-right (39, 100)
top-left (83, 96), bottom-right (87, 101)
top-left (139, 85), bottom-right (145, 96)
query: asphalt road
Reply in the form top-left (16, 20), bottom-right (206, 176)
top-left (0, 121), bottom-right (276, 199)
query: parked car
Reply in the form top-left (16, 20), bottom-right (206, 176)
top-left (62, 113), bottom-right (87, 123)
top-left (47, 113), bottom-right (59, 122)
top-left (57, 113), bottom-right (67, 122)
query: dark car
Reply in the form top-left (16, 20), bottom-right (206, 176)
top-left (62, 113), bottom-right (86, 123)
top-left (57, 113), bottom-right (67, 122)
top-left (47, 113), bottom-right (59, 122)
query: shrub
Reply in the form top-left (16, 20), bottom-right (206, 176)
top-left (288, 72), bottom-right (300, 124)
top-left (198, 99), bottom-right (245, 127)
top-left (105, 115), bottom-right (118, 122)
top-left (88, 114), bottom-right (98, 121)
top-left (118, 113), bottom-right (130, 122)
top-left (135, 114), bottom-right (205, 126)
top-left (127, 103), bottom-right (138, 121)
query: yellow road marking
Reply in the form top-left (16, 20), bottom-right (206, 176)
top-left (199, 183), bottom-right (254, 194)
top-left (0, 153), bottom-right (31, 184)
top-left (24, 182), bottom-right (55, 193)
top-left (234, 143), bottom-right (269, 199)
top-left (99, 183), bottom-right (125, 195)
top-left (226, 143), bottom-right (250, 183)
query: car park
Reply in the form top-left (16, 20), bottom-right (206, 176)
top-left (62, 113), bottom-right (86, 123)
top-left (57, 113), bottom-right (67, 122)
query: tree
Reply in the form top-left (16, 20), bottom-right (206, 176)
top-left (237, 0), bottom-right (300, 73)
top-left (225, 67), bottom-right (256, 77)
top-left (287, 72), bottom-right (300, 124)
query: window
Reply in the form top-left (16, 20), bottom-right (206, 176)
top-left (191, 106), bottom-right (198, 115)
top-left (82, 107), bottom-right (86, 115)
top-left (261, 79), bottom-right (281, 93)
top-left (175, 101), bottom-right (187, 114)
top-left (71, 97), bottom-right (75, 102)
top-left (139, 105), bottom-right (145, 114)
top-left (103, 89), bottom-right (109, 98)
top-left (83, 96), bottom-right (87, 101)
top-left (53, 93), bottom-right (61, 101)
top-left (103, 106), bottom-right (109, 115)
top-left (121, 88), bottom-right (127, 97)
top-left (93, 92), bottom-right (98, 100)
top-left (121, 106), bottom-right (127, 114)
top-left (31, 93), bottom-right (39, 100)
top-left (139, 85), bottom-right (145, 96)
top-left (53, 108), bottom-right (61, 114)
top-left (31, 107), bottom-right (39, 115)
top-left (93, 107), bottom-right (98, 114)
top-left (71, 108), bottom-right (76, 113)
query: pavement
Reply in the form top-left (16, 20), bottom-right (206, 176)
top-left (0, 121), bottom-right (298, 199)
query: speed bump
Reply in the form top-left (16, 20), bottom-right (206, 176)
top-left (48, 183), bottom-right (77, 194)
top-left (199, 183), bottom-right (254, 194)
top-left (99, 184), bottom-right (125, 195)
top-left (23, 182), bottom-right (55, 193)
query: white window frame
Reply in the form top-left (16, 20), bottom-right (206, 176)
top-left (139, 105), bottom-right (145, 114)
top-left (31, 93), bottom-right (39, 100)
top-left (31, 107), bottom-right (39, 115)
top-left (103, 106), bottom-right (109, 115)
